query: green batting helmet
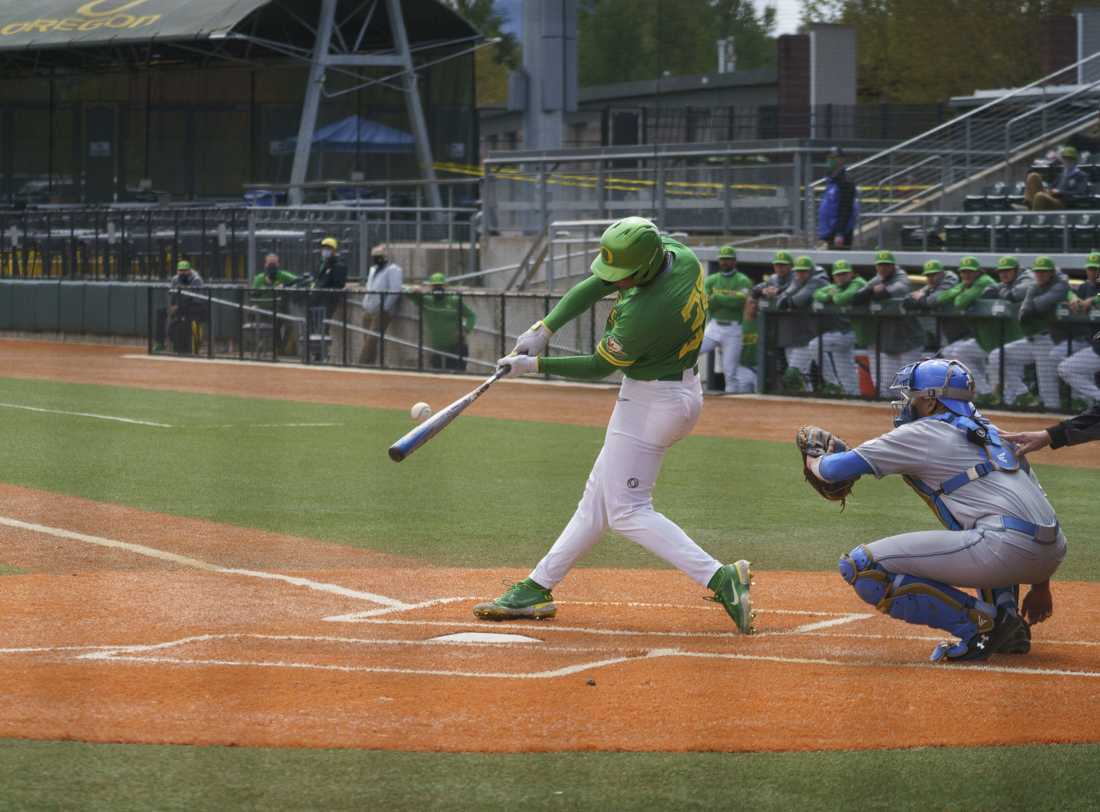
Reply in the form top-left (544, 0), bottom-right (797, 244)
top-left (590, 217), bottom-right (665, 285)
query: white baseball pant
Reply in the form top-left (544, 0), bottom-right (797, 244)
top-left (700, 320), bottom-right (744, 393)
top-left (807, 331), bottom-right (859, 394)
top-left (785, 345), bottom-right (815, 391)
top-left (988, 335), bottom-right (1064, 409)
top-left (1058, 346), bottom-right (1100, 403)
top-left (530, 369), bottom-right (723, 589)
top-left (941, 338), bottom-right (993, 396)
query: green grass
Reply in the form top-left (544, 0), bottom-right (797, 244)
top-left (1, 739), bottom-right (1098, 810)
top-left (0, 377), bottom-right (1097, 578)
top-left (0, 563), bottom-right (23, 575)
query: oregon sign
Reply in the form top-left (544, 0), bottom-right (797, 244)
top-left (0, 0), bottom-right (160, 37)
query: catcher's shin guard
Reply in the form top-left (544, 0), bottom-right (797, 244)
top-left (838, 544), bottom-right (995, 641)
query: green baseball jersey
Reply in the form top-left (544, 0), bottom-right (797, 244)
top-left (253, 269), bottom-right (298, 289)
top-left (420, 293), bottom-right (476, 351)
top-left (704, 270), bottom-right (752, 323)
top-left (813, 278), bottom-right (872, 347)
top-left (594, 236), bottom-right (707, 380)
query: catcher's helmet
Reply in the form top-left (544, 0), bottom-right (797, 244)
top-left (890, 359), bottom-right (977, 427)
top-left (590, 217), bottom-right (665, 285)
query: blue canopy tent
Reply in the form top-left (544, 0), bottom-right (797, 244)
top-left (273, 116), bottom-right (416, 156)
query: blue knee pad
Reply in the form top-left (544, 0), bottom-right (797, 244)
top-left (838, 544), bottom-right (995, 639)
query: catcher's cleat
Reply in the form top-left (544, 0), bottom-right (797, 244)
top-left (931, 608), bottom-right (1024, 663)
top-left (707, 560), bottom-right (754, 634)
top-left (473, 578), bottom-right (556, 621)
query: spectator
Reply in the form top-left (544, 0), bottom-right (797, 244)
top-left (304, 236), bottom-right (347, 362)
top-left (850, 249), bottom-right (924, 396)
top-left (937, 256), bottom-right (1002, 407)
top-left (358, 243), bottom-right (404, 365)
top-left (420, 273), bottom-right (476, 371)
top-left (1057, 253), bottom-right (1100, 405)
top-left (1025, 145), bottom-right (1090, 210)
top-left (817, 146), bottom-right (859, 250)
top-left (699, 245), bottom-right (755, 394)
top-left (809, 258), bottom-right (867, 395)
top-left (161, 259), bottom-right (206, 354)
top-left (908, 258), bottom-right (958, 309)
top-left (775, 255), bottom-right (829, 391)
top-left (252, 253), bottom-right (298, 353)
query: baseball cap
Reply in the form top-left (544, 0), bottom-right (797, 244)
top-left (923, 259), bottom-right (944, 275)
top-left (428, 272), bottom-right (447, 285)
top-left (718, 245), bottom-right (736, 259)
top-left (1086, 252), bottom-right (1100, 269)
top-left (996, 255), bottom-right (1020, 271)
top-left (957, 256), bottom-right (982, 273)
top-left (832, 259), bottom-right (853, 274)
top-left (176, 260), bottom-right (192, 271)
top-left (773, 250), bottom-right (793, 266)
top-left (320, 237), bottom-right (338, 250)
top-left (371, 243), bottom-right (387, 256)
top-left (1060, 145), bottom-right (1079, 161)
top-left (874, 250), bottom-right (896, 265)
top-left (793, 255), bottom-right (815, 272)
top-left (828, 146), bottom-right (846, 158)
top-left (1031, 255), bottom-right (1056, 273)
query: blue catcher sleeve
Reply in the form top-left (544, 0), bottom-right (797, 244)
top-left (819, 451), bottom-right (873, 482)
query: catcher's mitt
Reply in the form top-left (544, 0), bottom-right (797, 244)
top-left (796, 425), bottom-right (857, 508)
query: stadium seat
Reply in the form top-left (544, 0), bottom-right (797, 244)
top-left (964, 214), bottom-right (992, 250)
top-left (1007, 214), bottom-right (1029, 251)
top-left (1072, 214), bottom-right (1096, 251)
top-left (1028, 214), bottom-right (1054, 251)
top-left (943, 215), bottom-right (966, 250)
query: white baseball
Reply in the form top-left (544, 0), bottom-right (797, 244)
top-left (410, 401), bottom-right (432, 421)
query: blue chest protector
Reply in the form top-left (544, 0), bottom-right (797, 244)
top-left (901, 412), bottom-right (1023, 531)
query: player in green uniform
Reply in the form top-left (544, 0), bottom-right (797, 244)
top-left (808, 259), bottom-right (866, 394)
top-left (419, 272), bottom-right (476, 371)
top-left (935, 256), bottom-right (1001, 406)
top-left (473, 217), bottom-right (753, 632)
top-left (699, 245), bottom-right (755, 393)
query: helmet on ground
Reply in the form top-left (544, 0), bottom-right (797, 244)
top-left (957, 256), bottom-right (981, 273)
top-left (320, 237), bottom-right (339, 250)
top-left (890, 358), bottom-right (977, 427)
top-left (718, 245), bottom-right (736, 259)
top-left (831, 259), bottom-right (853, 275)
top-left (793, 255), bottom-right (815, 272)
top-left (428, 272), bottom-right (447, 285)
top-left (177, 260), bottom-right (192, 271)
top-left (590, 217), bottom-right (664, 285)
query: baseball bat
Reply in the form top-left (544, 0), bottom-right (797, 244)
top-left (388, 367), bottom-right (508, 462)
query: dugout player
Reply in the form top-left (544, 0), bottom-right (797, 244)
top-left (699, 244), bottom-right (754, 393)
top-left (806, 358), bottom-right (1066, 661)
top-left (473, 217), bottom-right (753, 633)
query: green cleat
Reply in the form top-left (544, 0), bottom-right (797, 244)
top-left (707, 560), bottom-right (755, 634)
top-left (473, 578), bottom-right (556, 621)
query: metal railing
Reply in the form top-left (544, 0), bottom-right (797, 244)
top-left (811, 50), bottom-right (1100, 226)
top-left (0, 204), bottom-right (478, 283)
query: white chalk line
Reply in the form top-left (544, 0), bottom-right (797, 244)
top-left (0, 401), bottom-right (171, 427)
top-left (0, 515), bottom-right (410, 609)
top-left (0, 401), bottom-right (339, 431)
top-left (10, 632), bottom-right (1094, 681)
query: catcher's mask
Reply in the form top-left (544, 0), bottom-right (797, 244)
top-left (890, 359), bottom-right (977, 427)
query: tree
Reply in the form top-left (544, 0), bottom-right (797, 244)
top-left (800, 0), bottom-right (1079, 103)
top-left (442, 0), bottom-right (520, 107)
top-left (578, 0), bottom-right (776, 87)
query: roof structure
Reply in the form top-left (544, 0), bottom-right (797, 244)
top-left (0, 0), bottom-right (481, 72)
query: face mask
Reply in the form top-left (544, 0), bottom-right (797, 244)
top-left (373, 256), bottom-right (386, 267)
top-left (432, 287), bottom-right (445, 302)
top-left (321, 249), bottom-right (333, 260)
top-left (265, 266), bottom-right (277, 277)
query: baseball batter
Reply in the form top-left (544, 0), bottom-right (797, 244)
top-left (700, 244), bottom-right (754, 393)
top-left (473, 217), bottom-right (753, 632)
top-left (803, 358), bottom-right (1066, 662)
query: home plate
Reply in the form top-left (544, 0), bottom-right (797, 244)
top-left (430, 632), bottom-right (543, 644)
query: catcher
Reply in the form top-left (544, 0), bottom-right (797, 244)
top-left (796, 358), bottom-right (1067, 663)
